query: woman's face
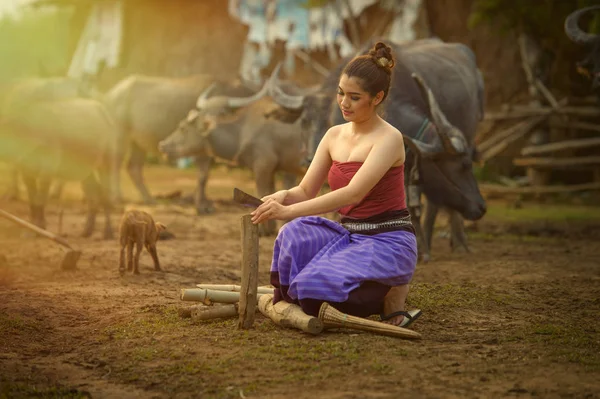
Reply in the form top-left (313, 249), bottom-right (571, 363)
top-left (337, 74), bottom-right (377, 123)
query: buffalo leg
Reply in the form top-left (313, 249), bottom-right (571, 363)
top-left (126, 241), bottom-right (134, 272)
top-left (81, 174), bottom-right (101, 238)
top-left (127, 143), bottom-right (155, 204)
top-left (49, 180), bottom-right (64, 200)
top-left (4, 166), bottom-right (19, 201)
top-left (281, 172), bottom-right (297, 189)
top-left (409, 207), bottom-right (430, 263)
top-left (119, 243), bottom-right (126, 275)
top-left (423, 198), bottom-right (439, 254)
top-left (97, 157), bottom-right (115, 239)
top-left (22, 172), bottom-right (50, 230)
top-left (147, 244), bottom-right (161, 271)
top-left (133, 236), bottom-right (143, 275)
top-left (449, 210), bottom-right (470, 253)
top-left (194, 155), bottom-right (214, 214)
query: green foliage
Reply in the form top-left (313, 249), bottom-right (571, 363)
top-left (469, 0), bottom-right (600, 39)
top-left (0, 6), bottom-right (74, 84)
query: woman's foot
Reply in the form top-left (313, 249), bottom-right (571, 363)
top-left (382, 285), bottom-right (409, 326)
top-left (380, 309), bottom-right (422, 328)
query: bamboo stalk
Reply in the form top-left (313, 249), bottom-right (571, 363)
top-left (192, 304), bottom-right (239, 321)
top-left (521, 136), bottom-right (600, 156)
top-left (478, 116), bottom-right (546, 153)
top-left (196, 284), bottom-right (275, 295)
top-left (484, 105), bottom-right (599, 121)
top-left (257, 294), bottom-right (323, 335)
top-left (514, 156), bottom-right (600, 168)
top-left (480, 182), bottom-right (600, 195)
top-left (180, 288), bottom-right (241, 304)
top-left (548, 120), bottom-right (600, 134)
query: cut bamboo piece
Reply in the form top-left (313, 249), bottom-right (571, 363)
top-left (258, 294), bottom-right (323, 335)
top-left (478, 115), bottom-right (546, 154)
top-left (521, 136), bottom-right (600, 156)
top-left (514, 156), bottom-right (600, 168)
top-left (196, 284), bottom-right (275, 295)
top-left (238, 215), bottom-right (259, 329)
top-left (318, 303), bottom-right (422, 340)
top-left (180, 288), bottom-right (241, 304)
top-left (192, 304), bottom-right (239, 321)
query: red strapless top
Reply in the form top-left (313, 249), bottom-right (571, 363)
top-left (327, 160), bottom-right (407, 219)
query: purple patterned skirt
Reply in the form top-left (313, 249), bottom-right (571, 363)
top-left (270, 215), bottom-right (418, 317)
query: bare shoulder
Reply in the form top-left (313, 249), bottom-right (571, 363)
top-left (324, 123), bottom-right (346, 140)
top-left (381, 121), bottom-right (404, 144)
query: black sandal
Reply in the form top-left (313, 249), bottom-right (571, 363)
top-left (380, 309), bottom-right (422, 328)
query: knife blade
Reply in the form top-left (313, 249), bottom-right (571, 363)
top-left (233, 188), bottom-right (263, 208)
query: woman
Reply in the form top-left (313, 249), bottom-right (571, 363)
top-left (251, 41), bottom-right (421, 328)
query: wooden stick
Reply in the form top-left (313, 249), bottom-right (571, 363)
top-left (238, 215), bottom-right (259, 329)
top-left (480, 182), bottom-right (600, 195)
top-left (196, 284), bottom-right (275, 295)
top-left (180, 288), bottom-right (242, 304)
top-left (478, 116), bottom-right (546, 153)
top-left (548, 120), bottom-right (600, 134)
top-left (484, 105), bottom-right (599, 121)
top-left (192, 304), bottom-right (239, 321)
top-left (0, 208), bottom-right (77, 250)
top-left (521, 136), bottom-right (600, 156)
top-left (514, 156), bottom-right (600, 168)
top-left (258, 294), bottom-right (323, 335)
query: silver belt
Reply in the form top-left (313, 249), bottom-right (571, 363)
top-left (341, 215), bottom-right (413, 233)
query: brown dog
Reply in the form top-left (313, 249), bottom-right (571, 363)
top-left (118, 210), bottom-right (166, 275)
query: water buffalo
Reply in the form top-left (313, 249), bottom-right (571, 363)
top-left (1, 77), bottom-right (89, 201)
top-left (158, 77), bottom-right (309, 235)
top-left (1, 87), bottom-right (117, 238)
top-left (565, 5), bottom-right (600, 90)
top-left (268, 39), bottom-right (487, 261)
top-left (103, 74), bottom-right (262, 203)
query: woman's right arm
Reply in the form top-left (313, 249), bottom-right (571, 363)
top-left (261, 127), bottom-right (336, 205)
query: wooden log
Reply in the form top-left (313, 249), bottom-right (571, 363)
top-left (549, 120), bottom-right (600, 133)
top-left (484, 105), bottom-right (599, 121)
top-left (196, 284), bottom-right (274, 295)
top-left (192, 304), bottom-right (239, 321)
top-left (257, 294), bottom-right (323, 335)
top-left (514, 156), bottom-right (600, 168)
top-left (238, 215), bottom-right (259, 330)
top-left (479, 116), bottom-right (547, 162)
top-left (480, 182), bottom-right (600, 195)
top-left (180, 288), bottom-right (241, 304)
top-left (521, 136), bottom-right (600, 156)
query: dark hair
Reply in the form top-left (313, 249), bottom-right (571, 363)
top-left (342, 41), bottom-right (394, 103)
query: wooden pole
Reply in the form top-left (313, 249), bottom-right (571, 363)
top-left (238, 215), bottom-right (259, 330)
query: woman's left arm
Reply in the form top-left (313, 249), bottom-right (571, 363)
top-left (252, 130), bottom-right (405, 223)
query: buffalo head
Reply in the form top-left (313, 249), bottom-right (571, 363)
top-left (406, 73), bottom-right (486, 221)
top-left (267, 63), bottom-right (336, 162)
top-left (158, 79), bottom-right (270, 159)
top-left (565, 5), bottom-right (600, 89)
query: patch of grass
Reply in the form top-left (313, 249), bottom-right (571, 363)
top-left (526, 323), bottom-right (600, 370)
top-left (0, 313), bottom-right (42, 335)
top-left (409, 282), bottom-right (510, 313)
top-left (0, 381), bottom-right (91, 398)
top-left (103, 305), bottom-right (189, 340)
top-left (485, 203), bottom-right (600, 223)
top-left (468, 231), bottom-right (561, 243)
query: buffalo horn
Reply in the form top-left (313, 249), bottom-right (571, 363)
top-left (403, 136), bottom-right (440, 158)
top-left (196, 83), bottom-right (217, 109)
top-left (267, 63), bottom-right (306, 110)
top-left (226, 78), bottom-right (270, 108)
top-left (411, 73), bottom-right (461, 154)
top-left (565, 6), bottom-right (600, 45)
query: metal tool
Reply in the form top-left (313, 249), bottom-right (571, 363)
top-left (233, 188), bottom-right (263, 208)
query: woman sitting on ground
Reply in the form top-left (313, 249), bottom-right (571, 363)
top-left (251, 41), bottom-right (421, 328)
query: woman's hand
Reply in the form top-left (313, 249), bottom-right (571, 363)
top-left (251, 198), bottom-right (292, 224)
top-left (261, 190), bottom-right (287, 204)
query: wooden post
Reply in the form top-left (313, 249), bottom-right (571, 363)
top-left (238, 215), bottom-right (259, 329)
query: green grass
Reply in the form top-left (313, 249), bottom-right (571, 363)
top-left (409, 282), bottom-right (509, 313)
top-left (484, 202), bottom-right (600, 222)
top-left (0, 382), bottom-right (91, 399)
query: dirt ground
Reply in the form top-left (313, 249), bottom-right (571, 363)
top-left (1, 164), bottom-right (599, 399)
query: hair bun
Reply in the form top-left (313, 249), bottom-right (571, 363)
top-left (368, 41), bottom-right (394, 71)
